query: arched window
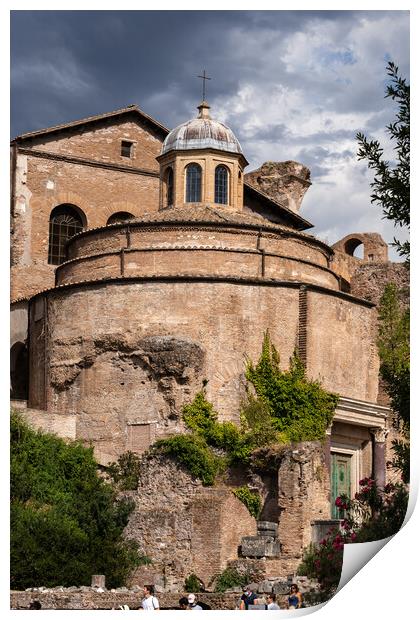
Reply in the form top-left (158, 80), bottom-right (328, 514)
top-left (185, 163), bottom-right (202, 203)
top-left (48, 204), bottom-right (85, 265)
top-left (166, 167), bottom-right (174, 207)
top-left (107, 212), bottom-right (135, 225)
top-left (215, 165), bottom-right (229, 205)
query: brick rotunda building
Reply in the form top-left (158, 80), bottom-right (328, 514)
top-left (11, 99), bottom-right (396, 578)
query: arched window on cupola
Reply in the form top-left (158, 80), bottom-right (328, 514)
top-left (48, 204), bottom-right (86, 265)
top-left (215, 165), bottom-right (229, 205)
top-left (185, 163), bottom-right (202, 203)
top-left (166, 167), bottom-right (174, 207)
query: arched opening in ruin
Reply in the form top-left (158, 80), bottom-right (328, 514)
top-left (11, 341), bottom-right (29, 400)
top-left (343, 238), bottom-right (364, 259)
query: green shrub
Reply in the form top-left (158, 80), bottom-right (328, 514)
top-left (182, 391), bottom-right (218, 434)
top-left (183, 391), bottom-right (253, 465)
top-left (214, 567), bottom-right (250, 592)
top-left (232, 486), bottom-right (262, 519)
top-left (108, 451), bottom-right (142, 490)
top-left (184, 573), bottom-right (203, 592)
top-left (246, 332), bottom-right (338, 442)
top-left (240, 395), bottom-right (279, 448)
top-left (10, 411), bottom-right (143, 589)
top-left (155, 434), bottom-right (225, 486)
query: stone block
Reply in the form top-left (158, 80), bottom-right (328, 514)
top-left (91, 576), bottom-right (106, 589)
top-left (273, 581), bottom-right (292, 595)
top-left (257, 521), bottom-right (278, 534)
top-left (257, 581), bottom-right (273, 593)
top-left (241, 536), bottom-right (281, 558)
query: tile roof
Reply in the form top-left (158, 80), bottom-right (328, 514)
top-left (11, 105), bottom-right (169, 143)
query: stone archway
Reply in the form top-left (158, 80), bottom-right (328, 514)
top-left (343, 236), bottom-right (364, 257)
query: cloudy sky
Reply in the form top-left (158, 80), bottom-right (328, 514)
top-left (10, 10), bottom-right (410, 259)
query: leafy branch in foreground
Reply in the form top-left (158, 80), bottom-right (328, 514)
top-left (356, 61), bottom-right (410, 259)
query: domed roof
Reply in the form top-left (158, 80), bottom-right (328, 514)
top-left (161, 101), bottom-right (244, 157)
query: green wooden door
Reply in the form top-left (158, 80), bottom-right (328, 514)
top-left (331, 453), bottom-right (352, 518)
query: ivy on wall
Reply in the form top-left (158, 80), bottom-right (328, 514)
top-left (156, 331), bottom-right (338, 490)
top-left (232, 486), bottom-right (262, 519)
top-left (245, 331), bottom-right (338, 442)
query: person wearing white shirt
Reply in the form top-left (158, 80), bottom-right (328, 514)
top-left (142, 585), bottom-right (160, 610)
top-left (187, 594), bottom-right (202, 610)
top-left (267, 593), bottom-right (280, 610)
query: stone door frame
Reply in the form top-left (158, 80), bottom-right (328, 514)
top-left (330, 441), bottom-right (361, 509)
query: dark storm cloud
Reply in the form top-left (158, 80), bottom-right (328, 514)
top-left (10, 10), bottom-right (409, 260)
top-left (11, 10), bottom-right (408, 136)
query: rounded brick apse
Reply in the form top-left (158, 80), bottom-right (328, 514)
top-left (28, 208), bottom-right (379, 466)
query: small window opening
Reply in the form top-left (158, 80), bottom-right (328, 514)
top-left (121, 140), bottom-right (134, 158)
top-left (166, 167), bottom-right (174, 206)
top-left (186, 163), bottom-right (202, 203)
top-left (215, 165), bottom-right (229, 205)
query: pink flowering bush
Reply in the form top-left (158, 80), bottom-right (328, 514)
top-left (298, 478), bottom-right (408, 597)
top-left (297, 525), bottom-right (354, 597)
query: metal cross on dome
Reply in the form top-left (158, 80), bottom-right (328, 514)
top-left (197, 69), bottom-right (211, 101)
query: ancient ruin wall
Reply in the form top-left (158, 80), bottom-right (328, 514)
top-left (306, 290), bottom-right (379, 402)
top-left (123, 453), bottom-right (256, 590)
top-left (29, 278), bottom-right (378, 464)
top-left (245, 161), bottom-right (311, 213)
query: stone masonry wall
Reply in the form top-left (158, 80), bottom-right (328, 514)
top-left (28, 279), bottom-right (379, 464)
top-left (349, 260), bottom-right (409, 482)
top-left (277, 442), bottom-right (330, 560)
top-left (10, 589), bottom-right (242, 610)
top-left (123, 453), bottom-right (256, 590)
top-left (350, 261), bottom-right (409, 307)
top-left (245, 161), bottom-right (311, 213)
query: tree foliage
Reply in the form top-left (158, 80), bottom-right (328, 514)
top-left (10, 411), bottom-right (143, 589)
top-left (377, 283), bottom-right (410, 427)
top-left (356, 61), bottom-right (410, 259)
top-left (107, 451), bottom-right (142, 491)
top-left (245, 331), bottom-right (338, 442)
top-left (377, 283), bottom-right (410, 482)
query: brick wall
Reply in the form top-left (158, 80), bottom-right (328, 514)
top-left (27, 275), bottom-right (379, 465)
top-left (11, 118), bottom-right (163, 301)
top-left (123, 453), bottom-right (256, 590)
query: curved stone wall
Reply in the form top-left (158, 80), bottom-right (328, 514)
top-left (28, 279), bottom-right (378, 464)
top-left (58, 221), bottom-right (339, 290)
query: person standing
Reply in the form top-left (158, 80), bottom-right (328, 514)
top-left (142, 585), bottom-right (160, 610)
top-left (179, 597), bottom-right (189, 610)
top-left (286, 584), bottom-right (302, 609)
top-left (266, 594), bottom-right (280, 610)
top-left (239, 585), bottom-right (258, 609)
top-left (187, 594), bottom-right (202, 610)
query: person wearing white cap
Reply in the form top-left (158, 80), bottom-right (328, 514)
top-left (187, 594), bottom-right (202, 610)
